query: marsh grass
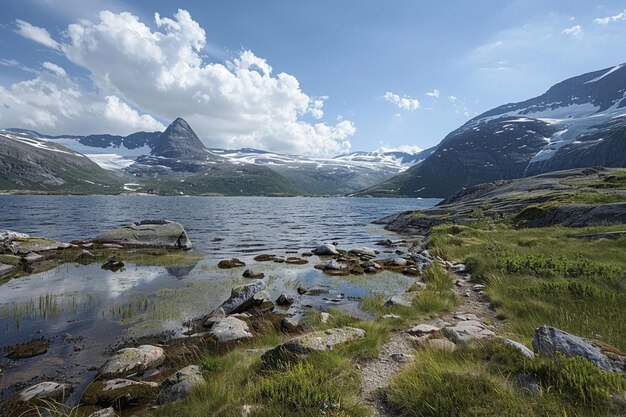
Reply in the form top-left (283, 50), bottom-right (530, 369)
top-left (387, 340), bottom-right (626, 417)
top-left (429, 224), bottom-right (626, 349)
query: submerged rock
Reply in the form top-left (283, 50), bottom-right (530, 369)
top-left (101, 259), bottom-right (125, 272)
top-left (90, 220), bottom-right (192, 249)
top-left (285, 257), bottom-right (308, 265)
top-left (253, 254), bottom-right (275, 262)
top-left (7, 337), bottom-right (49, 359)
top-left (532, 325), bottom-right (619, 372)
top-left (218, 258), bottom-right (246, 269)
top-left (219, 280), bottom-right (267, 314)
top-left (19, 381), bottom-right (70, 402)
top-left (158, 365), bottom-right (206, 404)
top-left (210, 317), bottom-right (253, 342)
top-left (262, 327), bottom-right (365, 366)
top-left (242, 269), bottom-right (264, 279)
top-left (98, 345), bottom-right (165, 378)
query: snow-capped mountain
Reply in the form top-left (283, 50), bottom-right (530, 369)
top-left (1, 124), bottom-right (427, 195)
top-left (359, 63), bottom-right (626, 197)
top-left (1, 119), bottom-right (427, 195)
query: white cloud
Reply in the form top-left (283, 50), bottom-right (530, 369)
top-left (448, 95), bottom-right (458, 102)
top-left (562, 25), bottom-right (583, 39)
top-left (425, 89), bottom-right (441, 98)
top-left (0, 70), bottom-right (164, 134)
top-left (41, 62), bottom-right (67, 77)
top-left (15, 19), bottom-right (60, 50)
top-left (1, 10), bottom-right (353, 157)
top-left (384, 91), bottom-right (420, 111)
top-left (594, 10), bottom-right (626, 25)
top-left (39, 9), bottom-right (352, 157)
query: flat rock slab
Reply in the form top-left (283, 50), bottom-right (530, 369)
top-left (407, 324), bottom-right (440, 336)
top-left (82, 379), bottom-right (158, 406)
top-left (262, 327), bottom-right (365, 366)
top-left (443, 320), bottom-right (495, 344)
top-left (210, 316), bottom-right (253, 342)
top-left (219, 280), bottom-right (267, 314)
top-left (532, 325), bottom-right (619, 372)
top-left (158, 365), bottom-right (206, 404)
top-left (98, 345), bottom-right (165, 378)
top-left (19, 381), bottom-right (71, 402)
top-left (90, 220), bottom-right (192, 249)
top-left (0, 262), bottom-right (15, 276)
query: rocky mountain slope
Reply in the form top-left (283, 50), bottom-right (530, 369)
top-left (2, 120), bottom-right (427, 195)
top-left (0, 131), bottom-right (123, 193)
top-left (375, 167), bottom-right (626, 235)
top-left (359, 63), bottom-right (626, 197)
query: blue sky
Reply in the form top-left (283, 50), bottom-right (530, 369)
top-left (0, 0), bottom-right (625, 156)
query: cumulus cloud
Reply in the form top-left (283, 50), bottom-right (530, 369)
top-left (384, 91), bottom-right (420, 111)
top-left (0, 68), bottom-right (164, 134)
top-left (562, 25), bottom-right (583, 38)
top-left (4, 10), bottom-right (353, 157)
top-left (15, 19), bottom-right (60, 50)
top-left (425, 89), bottom-right (441, 98)
top-left (594, 10), bottom-right (626, 25)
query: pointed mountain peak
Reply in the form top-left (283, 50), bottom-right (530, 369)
top-left (152, 117), bottom-right (209, 159)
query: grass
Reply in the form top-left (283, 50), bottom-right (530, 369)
top-left (360, 263), bottom-right (457, 326)
top-left (387, 340), bottom-right (626, 417)
top-left (429, 223), bottom-right (626, 349)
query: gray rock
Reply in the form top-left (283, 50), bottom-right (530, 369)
top-left (98, 345), bottom-right (165, 378)
top-left (513, 374), bottom-right (541, 397)
top-left (443, 320), bottom-right (495, 344)
top-left (0, 262), bottom-right (16, 277)
top-left (504, 339), bottom-right (535, 359)
top-left (423, 338), bottom-right (456, 351)
top-left (242, 269), bottom-right (264, 279)
top-left (19, 381), bottom-right (70, 402)
top-left (407, 324), bottom-right (440, 336)
top-left (281, 314), bottom-right (305, 333)
top-left (76, 249), bottom-right (96, 264)
top-left (388, 257), bottom-right (408, 267)
top-left (158, 365), bottom-right (205, 404)
top-left (382, 314), bottom-right (402, 320)
top-left (22, 252), bottom-right (44, 263)
top-left (348, 247), bottom-right (377, 257)
top-left (210, 317), bottom-right (253, 342)
top-left (324, 260), bottom-right (342, 271)
top-left (219, 280), bottom-right (267, 314)
top-left (1, 230), bottom-right (69, 255)
top-left (390, 353), bottom-right (415, 363)
top-left (453, 313), bottom-right (480, 321)
top-left (366, 260), bottom-right (382, 269)
top-left (203, 307), bottom-right (225, 328)
top-left (262, 327), bottom-right (365, 366)
top-left (102, 379), bottom-right (158, 392)
top-left (87, 408), bottom-right (116, 417)
top-left (312, 244), bottom-right (339, 256)
top-left (90, 220), bottom-right (192, 249)
top-left (451, 263), bottom-right (467, 272)
top-left (472, 284), bottom-right (486, 291)
top-left (384, 293), bottom-right (416, 307)
top-left (532, 325), bottom-right (617, 372)
top-left (276, 294), bottom-right (294, 306)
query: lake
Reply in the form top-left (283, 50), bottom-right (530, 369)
top-left (0, 195), bottom-right (438, 401)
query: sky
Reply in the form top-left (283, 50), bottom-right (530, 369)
top-left (0, 1), bottom-right (625, 157)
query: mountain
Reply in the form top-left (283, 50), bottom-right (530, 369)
top-left (2, 120), bottom-right (427, 195)
top-left (212, 148), bottom-right (432, 195)
top-left (359, 63), bottom-right (626, 197)
top-left (0, 131), bottom-right (123, 193)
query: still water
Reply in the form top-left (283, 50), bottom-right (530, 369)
top-left (0, 195), bottom-right (438, 399)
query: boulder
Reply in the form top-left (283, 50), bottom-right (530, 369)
top-left (90, 220), bottom-right (192, 249)
top-left (19, 381), bottom-right (70, 402)
top-left (407, 324), bottom-right (440, 336)
top-left (276, 294), bottom-right (294, 307)
top-left (218, 258), bottom-right (246, 269)
top-left (210, 317), bottom-right (253, 342)
top-left (219, 280), bottom-right (267, 314)
top-left (98, 345), bottom-right (165, 378)
top-left (532, 325), bottom-right (617, 372)
top-left (158, 365), bottom-right (205, 404)
top-left (242, 269), bottom-right (264, 279)
top-left (443, 320), bottom-right (495, 344)
top-left (312, 244), bottom-right (339, 256)
top-left (384, 293), bottom-right (417, 307)
top-left (324, 260), bottom-right (343, 271)
top-left (82, 379), bottom-right (158, 406)
top-left (262, 327), bottom-right (365, 366)
top-left (1, 230), bottom-right (69, 255)
top-left (348, 247), bottom-right (377, 258)
top-left (504, 339), bottom-right (535, 359)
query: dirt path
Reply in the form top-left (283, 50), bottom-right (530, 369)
top-left (358, 267), bottom-right (504, 417)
